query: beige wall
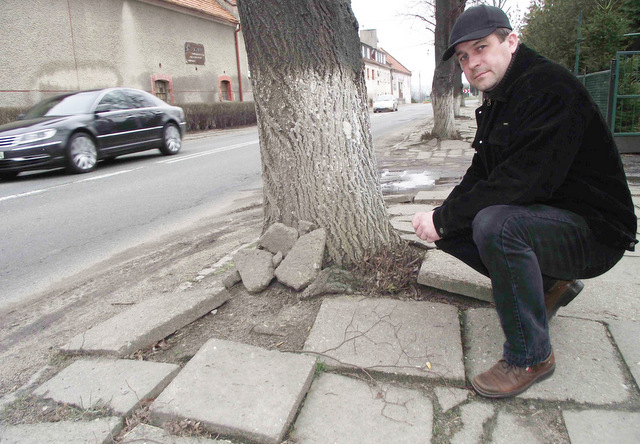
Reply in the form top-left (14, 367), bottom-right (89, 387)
top-left (0, 0), bottom-right (252, 107)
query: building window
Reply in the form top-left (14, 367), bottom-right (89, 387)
top-left (151, 74), bottom-right (174, 103)
top-left (155, 80), bottom-right (168, 102)
top-left (218, 75), bottom-right (233, 101)
top-left (372, 70), bottom-right (375, 80)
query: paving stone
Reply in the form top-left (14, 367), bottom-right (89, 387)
top-left (434, 386), bottom-right (469, 413)
top-left (234, 249), bottom-right (276, 293)
top-left (607, 320), bottom-right (640, 387)
top-left (563, 410), bottom-right (640, 443)
top-left (33, 359), bottom-right (179, 416)
top-left (418, 249), bottom-right (493, 302)
top-left (464, 309), bottom-right (630, 403)
top-left (383, 194), bottom-right (414, 204)
top-left (387, 203), bottom-right (435, 216)
top-left (490, 411), bottom-right (553, 443)
top-left (414, 188), bottom-right (454, 204)
top-left (450, 402), bottom-right (495, 444)
top-left (275, 228), bottom-right (326, 291)
top-left (589, 255), bottom-right (640, 285)
top-left (61, 288), bottom-right (229, 356)
top-left (122, 423), bottom-right (230, 443)
top-left (150, 338), bottom-right (316, 444)
top-left (400, 233), bottom-right (436, 249)
top-left (0, 417), bottom-right (123, 443)
top-left (560, 279), bottom-right (640, 322)
top-left (303, 296), bottom-right (465, 380)
top-left (292, 373), bottom-right (433, 443)
top-left (390, 218), bottom-right (415, 234)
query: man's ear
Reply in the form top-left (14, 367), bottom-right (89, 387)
top-left (507, 32), bottom-right (519, 54)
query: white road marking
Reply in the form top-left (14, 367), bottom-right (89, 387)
top-left (0, 140), bottom-right (259, 203)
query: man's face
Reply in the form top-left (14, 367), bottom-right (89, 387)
top-left (455, 32), bottom-right (518, 92)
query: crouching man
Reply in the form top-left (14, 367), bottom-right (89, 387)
top-left (412, 5), bottom-right (637, 398)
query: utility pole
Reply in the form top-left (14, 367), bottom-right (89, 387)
top-left (574, 10), bottom-right (583, 75)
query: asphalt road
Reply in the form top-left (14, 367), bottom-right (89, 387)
top-left (0, 103), bottom-right (432, 311)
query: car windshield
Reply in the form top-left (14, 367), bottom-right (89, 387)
top-left (23, 91), bottom-right (101, 118)
top-left (376, 95), bottom-right (394, 101)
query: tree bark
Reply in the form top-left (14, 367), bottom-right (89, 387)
top-left (431, 0), bottom-right (465, 138)
top-left (236, 0), bottom-right (398, 266)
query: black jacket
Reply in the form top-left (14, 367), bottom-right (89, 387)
top-left (433, 44), bottom-right (637, 251)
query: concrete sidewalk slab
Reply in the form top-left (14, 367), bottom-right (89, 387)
top-left (387, 203), bottom-right (434, 216)
top-left (61, 288), bottom-right (229, 356)
top-left (303, 296), bottom-right (465, 380)
top-left (0, 417), bottom-right (123, 443)
top-left (563, 410), bottom-right (640, 443)
top-left (434, 386), bottom-right (469, 413)
top-left (589, 255), bottom-right (640, 284)
top-left (450, 402), bottom-right (495, 444)
top-left (122, 423), bottom-right (230, 443)
top-left (33, 359), bottom-right (179, 416)
top-left (560, 279), bottom-right (640, 322)
top-left (490, 411), bottom-right (556, 443)
top-left (414, 189), bottom-right (454, 204)
top-left (608, 320), bottom-right (640, 387)
top-left (150, 338), bottom-right (316, 444)
top-left (292, 373), bottom-right (433, 443)
top-left (464, 309), bottom-right (630, 403)
top-left (418, 249), bottom-right (493, 302)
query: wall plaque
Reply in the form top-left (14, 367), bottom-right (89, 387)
top-left (185, 42), bottom-right (205, 65)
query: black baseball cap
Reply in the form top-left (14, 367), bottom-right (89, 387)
top-left (443, 5), bottom-right (512, 61)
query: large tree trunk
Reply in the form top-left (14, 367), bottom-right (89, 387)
top-left (431, 0), bottom-right (465, 138)
top-left (236, 0), bottom-right (398, 266)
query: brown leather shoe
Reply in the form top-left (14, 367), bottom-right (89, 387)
top-left (471, 352), bottom-right (555, 398)
top-left (545, 280), bottom-right (584, 319)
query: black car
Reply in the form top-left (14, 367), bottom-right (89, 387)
top-left (0, 88), bottom-right (186, 179)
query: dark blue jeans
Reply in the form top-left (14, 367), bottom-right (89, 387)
top-left (436, 204), bottom-right (624, 367)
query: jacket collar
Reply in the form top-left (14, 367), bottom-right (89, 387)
top-left (485, 44), bottom-right (540, 102)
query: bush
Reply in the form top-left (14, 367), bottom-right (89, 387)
top-left (181, 102), bottom-right (257, 132)
top-left (0, 107), bottom-right (29, 126)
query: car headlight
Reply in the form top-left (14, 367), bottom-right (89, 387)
top-left (16, 129), bottom-right (57, 145)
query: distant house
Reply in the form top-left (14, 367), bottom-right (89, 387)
top-left (0, 0), bottom-right (252, 108)
top-left (359, 29), bottom-right (411, 105)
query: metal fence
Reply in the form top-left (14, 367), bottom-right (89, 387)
top-left (611, 51), bottom-right (640, 136)
top-left (578, 51), bottom-right (640, 153)
top-left (578, 70), bottom-right (611, 118)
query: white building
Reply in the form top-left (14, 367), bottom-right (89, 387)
top-left (360, 29), bottom-right (411, 106)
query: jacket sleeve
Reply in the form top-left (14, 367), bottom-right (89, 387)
top-left (433, 90), bottom-right (589, 237)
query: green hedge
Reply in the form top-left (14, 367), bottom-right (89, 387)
top-left (0, 102), bottom-right (257, 131)
top-left (0, 107), bottom-right (29, 126)
top-left (182, 102), bottom-right (257, 131)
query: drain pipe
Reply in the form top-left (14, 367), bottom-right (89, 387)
top-left (235, 23), bottom-right (244, 102)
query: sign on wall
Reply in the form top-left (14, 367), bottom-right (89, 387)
top-left (185, 42), bottom-right (205, 65)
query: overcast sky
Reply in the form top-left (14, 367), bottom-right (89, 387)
top-left (350, 0), bottom-right (533, 94)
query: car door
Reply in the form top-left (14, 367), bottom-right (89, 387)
top-left (123, 89), bottom-right (164, 148)
top-left (93, 90), bottom-right (140, 155)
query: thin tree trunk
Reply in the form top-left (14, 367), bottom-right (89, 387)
top-left (236, 0), bottom-right (398, 266)
top-left (431, 0), bottom-right (466, 138)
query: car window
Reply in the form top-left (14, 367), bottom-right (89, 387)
top-left (125, 90), bottom-right (158, 108)
top-left (97, 90), bottom-right (133, 112)
top-left (23, 91), bottom-right (100, 118)
top-left (377, 95), bottom-right (394, 101)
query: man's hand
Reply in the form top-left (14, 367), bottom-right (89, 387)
top-left (412, 211), bottom-right (441, 243)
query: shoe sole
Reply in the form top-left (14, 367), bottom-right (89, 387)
top-left (471, 365), bottom-right (556, 399)
top-left (547, 280), bottom-right (584, 319)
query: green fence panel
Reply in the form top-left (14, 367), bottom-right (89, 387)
top-left (578, 71), bottom-right (610, 118)
top-left (612, 52), bottom-right (640, 136)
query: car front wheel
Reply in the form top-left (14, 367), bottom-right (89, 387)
top-left (66, 133), bottom-right (97, 174)
top-left (160, 123), bottom-right (181, 155)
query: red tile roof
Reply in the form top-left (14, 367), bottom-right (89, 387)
top-left (381, 48), bottom-right (411, 75)
top-left (162, 0), bottom-right (238, 24)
